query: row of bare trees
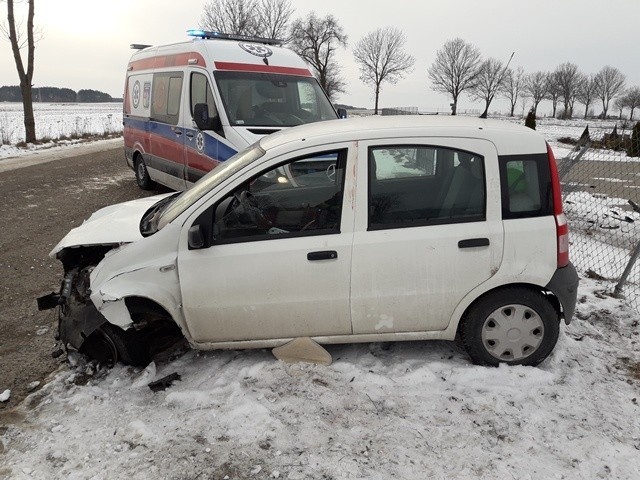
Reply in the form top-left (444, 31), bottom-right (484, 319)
top-left (199, 0), bottom-right (414, 114)
top-left (201, 2), bottom-right (637, 121)
top-left (428, 37), bottom-right (638, 120)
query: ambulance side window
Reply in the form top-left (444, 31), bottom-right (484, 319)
top-left (151, 72), bottom-right (183, 125)
top-left (190, 72), bottom-right (218, 119)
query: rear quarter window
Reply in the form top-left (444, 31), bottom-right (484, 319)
top-left (499, 153), bottom-right (552, 219)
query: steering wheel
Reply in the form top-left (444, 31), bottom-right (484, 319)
top-left (252, 104), bottom-right (281, 124)
top-left (254, 104), bottom-right (305, 126)
top-left (233, 190), bottom-right (271, 229)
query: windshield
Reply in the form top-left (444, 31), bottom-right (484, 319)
top-left (155, 144), bottom-right (266, 231)
top-left (215, 72), bottom-right (337, 127)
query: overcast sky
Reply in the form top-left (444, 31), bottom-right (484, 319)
top-left (2, 0), bottom-right (639, 115)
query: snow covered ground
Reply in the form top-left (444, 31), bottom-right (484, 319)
top-left (1, 275), bottom-right (639, 479)
top-left (0, 103), bottom-right (122, 159)
top-left (1, 111), bottom-right (639, 479)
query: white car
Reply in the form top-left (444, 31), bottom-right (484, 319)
top-left (39, 116), bottom-right (579, 367)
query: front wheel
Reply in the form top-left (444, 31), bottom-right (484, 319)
top-left (460, 287), bottom-right (560, 367)
top-left (80, 323), bottom-right (150, 367)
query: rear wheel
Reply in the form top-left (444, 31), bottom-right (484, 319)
top-left (135, 155), bottom-right (156, 190)
top-left (460, 287), bottom-right (560, 366)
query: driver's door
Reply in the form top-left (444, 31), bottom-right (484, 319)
top-left (177, 146), bottom-right (355, 344)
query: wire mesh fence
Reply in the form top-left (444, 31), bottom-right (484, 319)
top-left (558, 122), bottom-right (640, 310)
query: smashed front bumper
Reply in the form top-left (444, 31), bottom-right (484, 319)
top-left (37, 269), bottom-right (107, 351)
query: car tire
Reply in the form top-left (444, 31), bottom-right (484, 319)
top-left (460, 287), bottom-right (560, 367)
top-left (135, 156), bottom-right (156, 190)
top-left (81, 323), bottom-right (150, 367)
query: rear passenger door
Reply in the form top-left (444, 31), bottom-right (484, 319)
top-left (350, 138), bottom-right (504, 334)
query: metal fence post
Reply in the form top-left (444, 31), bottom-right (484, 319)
top-left (614, 240), bottom-right (640, 298)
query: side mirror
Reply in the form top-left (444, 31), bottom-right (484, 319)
top-left (193, 103), bottom-right (222, 133)
top-left (188, 225), bottom-right (205, 250)
top-left (337, 108), bottom-right (348, 119)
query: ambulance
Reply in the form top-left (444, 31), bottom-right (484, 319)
top-left (124, 30), bottom-right (343, 191)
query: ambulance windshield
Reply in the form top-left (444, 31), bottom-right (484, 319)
top-left (215, 72), bottom-right (337, 127)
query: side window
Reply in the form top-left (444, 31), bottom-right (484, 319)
top-left (212, 149), bottom-right (347, 243)
top-left (151, 72), bottom-right (183, 125)
top-left (369, 145), bottom-right (485, 229)
top-left (190, 72), bottom-right (218, 119)
top-left (499, 154), bottom-right (552, 218)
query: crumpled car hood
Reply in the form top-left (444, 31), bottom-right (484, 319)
top-left (50, 193), bottom-right (174, 257)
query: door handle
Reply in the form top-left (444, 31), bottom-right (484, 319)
top-left (458, 238), bottom-right (490, 248)
top-left (172, 127), bottom-right (182, 136)
top-left (307, 250), bottom-right (338, 261)
top-left (186, 132), bottom-right (195, 139)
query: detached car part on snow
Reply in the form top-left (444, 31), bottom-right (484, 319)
top-left (39, 116), bottom-right (579, 368)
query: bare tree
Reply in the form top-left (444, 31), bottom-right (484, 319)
top-left (545, 70), bottom-right (562, 118)
top-left (3, 0), bottom-right (36, 143)
top-left (594, 66), bottom-right (626, 118)
top-left (200, 0), bottom-right (292, 39)
top-left (353, 27), bottom-right (415, 115)
top-left (554, 62), bottom-right (582, 119)
top-left (256, 0), bottom-right (293, 40)
top-left (200, 0), bottom-right (257, 36)
top-left (289, 12), bottom-right (347, 100)
top-left (501, 66), bottom-right (525, 117)
top-left (568, 72), bottom-right (585, 119)
top-left (428, 38), bottom-right (481, 115)
top-left (623, 86), bottom-right (640, 120)
top-left (577, 74), bottom-right (597, 119)
top-left (524, 71), bottom-right (548, 116)
top-left (470, 58), bottom-right (506, 118)
top-left (614, 96), bottom-right (626, 119)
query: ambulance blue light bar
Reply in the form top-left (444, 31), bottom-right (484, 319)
top-left (186, 29), bottom-right (282, 46)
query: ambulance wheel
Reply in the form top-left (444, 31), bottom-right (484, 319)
top-left (135, 156), bottom-right (156, 190)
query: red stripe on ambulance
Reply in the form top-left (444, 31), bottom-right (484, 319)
top-left (214, 62), bottom-right (312, 77)
top-left (128, 52), bottom-right (207, 71)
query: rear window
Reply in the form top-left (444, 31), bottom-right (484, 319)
top-left (499, 153), bottom-right (552, 219)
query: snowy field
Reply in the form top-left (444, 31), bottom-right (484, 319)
top-left (1, 111), bottom-right (640, 479)
top-left (0, 102), bottom-right (123, 159)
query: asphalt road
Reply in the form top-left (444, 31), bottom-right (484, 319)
top-left (0, 142), bottom-right (155, 409)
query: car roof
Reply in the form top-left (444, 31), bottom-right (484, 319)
top-left (259, 115), bottom-right (547, 156)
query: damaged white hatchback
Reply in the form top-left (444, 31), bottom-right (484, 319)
top-left (39, 116), bottom-right (579, 367)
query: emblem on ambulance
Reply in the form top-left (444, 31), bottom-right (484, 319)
top-left (239, 42), bottom-right (273, 58)
top-left (196, 132), bottom-right (205, 153)
top-left (132, 81), bottom-right (141, 109)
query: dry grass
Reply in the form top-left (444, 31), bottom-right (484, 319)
top-left (14, 131), bottom-right (121, 149)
